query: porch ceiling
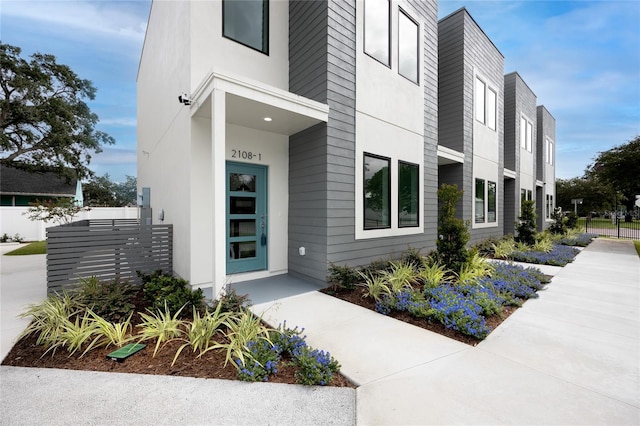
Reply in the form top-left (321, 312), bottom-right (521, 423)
top-left (225, 94), bottom-right (324, 136)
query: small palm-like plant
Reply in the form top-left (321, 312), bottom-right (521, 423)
top-left (172, 303), bottom-right (231, 365)
top-left (456, 254), bottom-right (493, 286)
top-left (492, 239), bottom-right (516, 259)
top-left (19, 291), bottom-right (84, 353)
top-left (532, 235), bottom-right (553, 253)
top-left (417, 260), bottom-right (449, 288)
top-left (137, 302), bottom-right (186, 357)
top-left (514, 241), bottom-right (530, 252)
top-left (85, 310), bottom-right (134, 355)
top-left (56, 312), bottom-right (100, 357)
top-left (218, 309), bottom-right (273, 368)
top-left (385, 261), bottom-right (416, 293)
top-left (358, 271), bottom-right (391, 301)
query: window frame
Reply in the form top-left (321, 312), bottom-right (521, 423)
top-left (487, 181), bottom-right (497, 223)
top-left (363, 152), bottom-right (392, 230)
top-left (397, 8), bottom-right (419, 84)
top-left (398, 160), bottom-right (419, 228)
top-left (222, 0), bottom-right (269, 55)
top-left (364, 0), bottom-right (391, 67)
top-left (475, 178), bottom-right (486, 224)
top-left (475, 77), bottom-right (486, 125)
top-left (486, 88), bottom-right (497, 130)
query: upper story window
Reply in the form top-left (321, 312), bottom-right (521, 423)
top-left (546, 138), bottom-right (554, 164)
top-left (364, 0), bottom-right (390, 66)
top-left (520, 116), bottom-right (533, 152)
top-left (398, 9), bottom-right (418, 84)
top-left (475, 76), bottom-right (498, 131)
top-left (364, 153), bottom-right (391, 229)
top-left (223, 0), bottom-right (269, 54)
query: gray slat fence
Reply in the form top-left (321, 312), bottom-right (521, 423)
top-left (47, 219), bottom-right (172, 294)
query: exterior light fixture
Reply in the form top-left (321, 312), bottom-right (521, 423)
top-left (263, 117), bottom-right (272, 122)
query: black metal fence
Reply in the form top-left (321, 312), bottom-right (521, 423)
top-left (47, 219), bottom-right (173, 294)
top-left (578, 217), bottom-right (640, 240)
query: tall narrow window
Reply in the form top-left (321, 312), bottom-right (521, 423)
top-left (526, 121), bottom-right (532, 152)
top-left (475, 78), bottom-right (486, 124)
top-left (364, 0), bottom-right (390, 66)
top-left (547, 138), bottom-right (554, 165)
top-left (521, 188), bottom-right (527, 207)
top-left (223, 0), bottom-right (269, 54)
top-left (475, 178), bottom-right (485, 223)
top-left (364, 153), bottom-right (391, 229)
top-left (398, 9), bottom-right (419, 84)
top-left (487, 181), bottom-right (496, 222)
top-left (486, 88), bottom-right (497, 130)
top-left (520, 117), bottom-right (527, 149)
top-left (398, 161), bottom-right (419, 227)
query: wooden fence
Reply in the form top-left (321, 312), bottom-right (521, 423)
top-left (47, 219), bottom-right (172, 294)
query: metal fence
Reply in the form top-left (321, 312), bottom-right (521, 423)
top-left (47, 219), bottom-right (173, 294)
top-left (578, 217), bottom-right (640, 240)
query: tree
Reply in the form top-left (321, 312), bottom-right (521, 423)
top-left (585, 136), bottom-right (640, 211)
top-left (436, 184), bottom-right (470, 273)
top-left (24, 198), bottom-right (88, 225)
top-left (83, 174), bottom-right (137, 206)
top-left (0, 43), bottom-right (114, 180)
top-left (515, 200), bottom-right (536, 246)
top-left (556, 177), bottom-right (616, 215)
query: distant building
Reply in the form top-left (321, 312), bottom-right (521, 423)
top-left (0, 164), bottom-right (83, 206)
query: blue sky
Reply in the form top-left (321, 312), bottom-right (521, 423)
top-left (1, 0), bottom-right (638, 182)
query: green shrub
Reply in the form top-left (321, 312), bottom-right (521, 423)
top-left (212, 287), bottom-right (250, 313)
top-left (400, 246), bottom-right (425, 270)
top-left (548, 207), bottom-right (567, 235)
top-left (75, 276), bottom-right (137, 322)
top-left (566, 211), bottom-right (579, 229)
top-left (436, 184), bottom-right (470, 272)
top-left (138, 270), bottom-right (204, 316)
top-left (515, 200), bottom-right (537, 246)
top-left (327, 263), bottom-right (360, 290)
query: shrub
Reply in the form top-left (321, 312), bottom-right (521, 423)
top-left (212, 287), bottom-right (250, 313)
top-left (0, 233), bottom-right (9, 243)
top-left (294, 346), bottom-right (340, 386)
top-left (515, 200), bottom-right (537, 246)
top-left (138, 270), bottom-right (204, 316)
top-left (436, 184), bottom-right (470, 273)
top-left (417, 260), bottom-right (448, 288)
top-left (400, 246), bottom-right (425, 270)
top-left (566, 212), bottom-right (579, 229)
top-left (511, 244), bottom-right (579, 266)
top-left (12, 233), bottom-right (23, 243)
top-left (75, 276), bottom-right (137, 322)
top-left (384, 261), bottom-right (416, 293)
top-left (424, 285), bottom-right (491, 339)
top-left (136, 303), bottom-right (186, 357)
top-left (548, 207), bottom-right (567, 235)
top-left (492, 238), bottom-right (516, 260)
top-left (327, 263), bottom-right (360, 290)
top-left (358, 271), bottom-right (391, 302)
top-left (236, 339), bottom-right (281, 382)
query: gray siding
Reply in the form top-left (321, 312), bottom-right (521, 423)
top-left (536, 105), bottom-right (556, 230)
top-left (439, 8), bottom-right (505, 245)
top-left (503, 72), bottom-right (537, 235)
top-left (288, 0), bottom-right (439, 283)
top-left (503, 178), bottom-right (516, 235)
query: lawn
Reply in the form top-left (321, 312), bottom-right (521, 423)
top-left (582, 217), bottom-right (639, 230)
top-left (4, 241), bottom-right (46, 256)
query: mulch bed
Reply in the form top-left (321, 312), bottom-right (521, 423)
top-left (320, 286), bottom-right (520, 346)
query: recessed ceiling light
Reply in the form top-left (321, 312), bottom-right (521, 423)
top-left (263, 117), bottom-right (272, 122)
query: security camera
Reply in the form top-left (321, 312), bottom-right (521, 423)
top-left (178, 93), bottom-right (191, 106)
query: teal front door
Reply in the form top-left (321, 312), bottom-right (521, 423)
top-left (226, 162), bottom-right (268, 274)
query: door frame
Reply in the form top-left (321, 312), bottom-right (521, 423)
top-left (225, 161), bottom-right (268, 274)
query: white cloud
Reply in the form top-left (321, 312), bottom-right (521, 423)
top-left (2, 0), bottom-right (148, 43)
top-left (99, 117), bottom-right (137, 127)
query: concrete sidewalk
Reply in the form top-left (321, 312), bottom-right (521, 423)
top-left (254, 238), bottom-right (639, 425)
top-left (1, 238), bottom-right (638, 425)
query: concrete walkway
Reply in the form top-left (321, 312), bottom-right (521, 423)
top-left (1, 238), bottom-right (639, 425)
top-left (253, 238), bottom-right (640, 425)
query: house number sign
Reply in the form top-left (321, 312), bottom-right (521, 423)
top-left (231, 149), bottom-right (262, 161)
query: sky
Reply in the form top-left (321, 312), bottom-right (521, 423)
top-left (1, 0), bottom-right (639, 183)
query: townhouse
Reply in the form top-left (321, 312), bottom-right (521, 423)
top-left (137, 0), bottom-right (556, 296)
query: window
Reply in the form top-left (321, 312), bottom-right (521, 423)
top-left (487, 181), bottom-right (496, 222)
top-left (398, 161), bottom-right (419, 227)
top-left (526, 120), bottom-right (532, 152)
top-left (475, 178), bottom-right (485, 223)
top-left (398, 9), bottom-right (418, 83)
top-left (547, 138), bottom-right (554, 164)
top-left (546, 194), bottom-right (554, 219)
top-left (364, 0), bottom-right (390, 66)
top-left (520, 188), bottom-right (532, 213)
top-left (475, 78), bottom-right (485, 125)
top-left (486, 88), bottom-right (497, 130)
top-left (223, 0), bottom-right (269, 54)
top-left (520, 116), bottom-right (532, 151)
top-left (364, 153), bottom-right (391, 229)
